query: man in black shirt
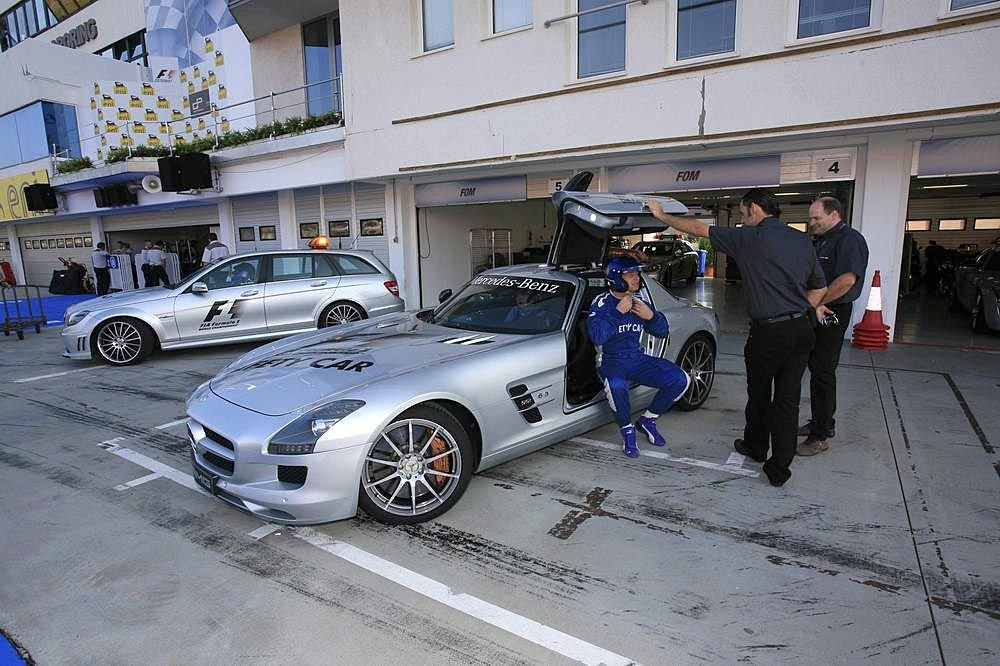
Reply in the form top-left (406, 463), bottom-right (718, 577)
top-left (798, 197), bottom-right (869, 456)
top-left (647, 189), bottom-right (827, 486)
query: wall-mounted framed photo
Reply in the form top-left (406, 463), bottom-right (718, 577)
top-left (40, 239), bottom-right (49, 249)
top-left (24, 240), bottom-right (31, 250)
top-left (74, 237), bottom-right (84, 247)
top-left (258, 226), bottom-right (276, 241)
top-left (360, 218), bottom-right (384, 237)
top-left (65, 238), bottom-right (74, 247)
top-left (48, 238), bottom-right (56, 247)
top-left (299, 222), bottom-right (320, 239)
top-left (328, 219), bottom-right (350, 238)
top-left (84, 236), bottom-right (93, 246)
top-left (56, 238), bottom-right (66, 248)
top-left (238, 226), bottom-right (255, 242)
top-left (31, 240), bottom-right (40, 249)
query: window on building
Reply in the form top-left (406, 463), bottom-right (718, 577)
top-left (303, 16), bottom-right (342, 116)
top-left (677, 0), bottom-right (736, 60)
top-left (938, 218), bottom-right (966, 231)
top-left (95, 30), bottom-right (147, 66)
top-left (493, 0), bottom-right (532, 33)
top-left (578, 0), bottom-right (626, 78)
top-left (951, 0), bottom-right (996, 9)
top-left (423, 0), bottom-right (454, 51)
top-left (973, 217), bottom-right (1000, 230)
top-left (797, 0), bottom-right (871, 39)
top-left (905, 219), bottom-right (931, 232)
top-left (0, 101), bottom-right (80, 169)
top-left (1, 0), bottom-right (68, 51)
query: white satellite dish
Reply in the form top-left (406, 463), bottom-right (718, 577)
top-left (140, 174), bottom-right (162, 194)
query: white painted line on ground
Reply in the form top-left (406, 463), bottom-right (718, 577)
top-left (95, 437), bottom-right (639, 666)
top-left (155, 418), bottom-right (188, 430)
top-left (570, 437), bottom-right (759, 478)
top-left (114, 472), bottom-right (161, 491)
top-left (98, 438), bottom-right (208, 495)
top-left (13, 366), bottom-right (102, 383)
top-left (295, 527), bottom-right (638, 666)
top-left (248, 524), bottom-right (281, 540)
top-left (725, 452), bottom-right (745, 466)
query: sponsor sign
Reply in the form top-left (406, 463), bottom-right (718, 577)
top-left (415, 176), bottom-right (527, 207)
top-left (607, 156), bottom-right (780, 193)
top-left (470, 275), bottom-right (565, 294)
top-left (0, 170), bottom-right (51, 222)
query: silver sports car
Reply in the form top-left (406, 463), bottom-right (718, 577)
top-left (62, 249), bottom-right (404, 365)
top-left (187, 180), bottom-right (719, 525)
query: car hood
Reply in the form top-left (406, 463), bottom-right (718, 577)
top-left (67, 287), bottom-right (172, 313)
top-left (209, 313), bottom-right (520, 416)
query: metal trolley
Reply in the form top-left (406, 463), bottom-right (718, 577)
top-left (1, 285), bottom-right (46, 340)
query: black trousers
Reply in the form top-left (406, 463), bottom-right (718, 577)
top-left (743, 315), bottom-right (815, 484)
top-left (94, 267), bottom-right (110, 295)
top-left (807, 302), bottom-right (853, 437)
top-left (148, 265), bottom-right (170, 288)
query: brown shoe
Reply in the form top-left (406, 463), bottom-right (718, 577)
top-left (797, 436), bottom-right (829, 456)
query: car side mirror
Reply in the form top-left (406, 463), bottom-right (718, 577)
top-left (438, 288), bottom-right (452, 303)
top-left (191, 281), bottom-right (209, 294)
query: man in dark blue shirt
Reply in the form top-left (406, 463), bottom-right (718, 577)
top-left (798, 197), bottom-right (869, 456)
top-left (648, 190), bottom-right (828, 486)
top-left (588, 254), bottom-right (690, 458)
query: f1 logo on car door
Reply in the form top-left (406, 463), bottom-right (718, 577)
top-left (173, 258), bottom-right (267, 341)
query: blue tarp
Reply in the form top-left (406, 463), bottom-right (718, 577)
top-left (2, 293), bottom-right (94, 326)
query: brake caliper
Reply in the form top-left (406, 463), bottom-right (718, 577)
top-left (428, 433), bottom-right (451, 488)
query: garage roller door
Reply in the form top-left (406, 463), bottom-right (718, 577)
top-left (102, 205), bottom-right (219, 232)
top-left (234, 193), bottom-right (280, 253)
top-left (16, 220), bottom-right (92, 287)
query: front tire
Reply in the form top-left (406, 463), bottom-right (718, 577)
top-left (674, 334), bottom-right (715, 411)
top-left (359, 404), bottom-right (474, 524)
top-left (319, 301), bottom-right (366, 328)
top-left (93, 318), bottom-right (155, 365)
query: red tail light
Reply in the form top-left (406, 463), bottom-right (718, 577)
top-left (384, 280), bottom-right (399, 296)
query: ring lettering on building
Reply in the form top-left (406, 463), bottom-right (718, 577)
top-left (52, 19), bottom-right (98, 49)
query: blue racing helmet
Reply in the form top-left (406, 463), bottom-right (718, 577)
top-left (606, 255), bottom-right (644, 292)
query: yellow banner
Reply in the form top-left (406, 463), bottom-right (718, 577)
top-left (0, 170), bottom-right (52, 222)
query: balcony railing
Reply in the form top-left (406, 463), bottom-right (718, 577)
top-left (68, 75), bottom-right (343, 170)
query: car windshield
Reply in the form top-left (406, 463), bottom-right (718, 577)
top-left (432, 275), bottom-right (575, 334)
top-left (634, 242), bottom-right (676, 256)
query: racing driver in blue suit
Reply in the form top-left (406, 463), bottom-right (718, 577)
top-left (588, 254), bottom-right (690, 457)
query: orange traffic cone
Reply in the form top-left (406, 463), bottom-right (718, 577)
top-left (852, 270), bottom-right (890, 350)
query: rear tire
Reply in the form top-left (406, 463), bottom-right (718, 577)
top-left (674, 334), bottom-right (715, 411)
top-left (93, 318), bottom-right (155, 365)
top-left (358, 404), bottom-right (474, 524)
top-left (686, 265), bottom-right (697, 285)
top-left (319, 301), bottom-right (367, 328)
top-left (972, 293), bottom-right (989, 333)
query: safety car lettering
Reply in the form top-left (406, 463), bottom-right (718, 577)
top-left (470, 276), bottom-right (564, 294)
top-left (310, 358), bottom-right (374, 372)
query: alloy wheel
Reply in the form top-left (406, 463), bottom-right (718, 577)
top-left (96, 320), bottom-right (144, 364)
top-left (678, 337), bottom-right (715, 409)
top-left (362, 418), bottom-right (464, 518)
top-left (325, 303), bottom-right (364, 326)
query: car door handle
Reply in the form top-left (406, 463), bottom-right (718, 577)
top-left (310, 280), bottom-right (328, 287)
top-left (241, 289), bottom-right (259, 297)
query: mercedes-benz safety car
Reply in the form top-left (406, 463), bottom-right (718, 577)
top-left (187, 174), bottom-right (720, 525)
top-left (62, 249), bottom-right (404, 365)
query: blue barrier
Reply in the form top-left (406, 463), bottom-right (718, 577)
top-left (697, 249), bottom-right (707, 276)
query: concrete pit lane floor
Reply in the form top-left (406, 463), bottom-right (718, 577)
top-left (0, 325), bottom-right (997, 664)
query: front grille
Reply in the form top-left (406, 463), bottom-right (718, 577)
top-left (203, 426), bottom-right (235, 451)
top-left (203, 450), bottom-right (234, 474)
top-left (278, 465), bottom-right (308, 486)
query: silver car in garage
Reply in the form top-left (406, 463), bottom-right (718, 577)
top-left (62, 249), bottom-right (404, 365)
top-left (186, 177), bottom-right (720, 525)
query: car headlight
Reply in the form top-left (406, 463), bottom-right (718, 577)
top-left (65, 310), bottom-right (90, 327)
top-left (267, 399), bottom-right (366, 454)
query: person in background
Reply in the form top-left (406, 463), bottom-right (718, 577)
top-left (923, 240), bottom-right (946, 293)
top-left (146, 241), bottom-right (171, 288)
top-left (587, 253), bottom-right (690, 458)
top-left (91, 242), bottom-right (110, 295)
top-left (647, 189), bottom-right (827, 487)
top-left (797, 197), bottom-right (869, 456)
top-left (202, 233), bottom-right (229, 266)
top-left (139, 240), bottom-right (153, 288)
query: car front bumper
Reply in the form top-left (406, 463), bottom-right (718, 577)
top-left (187, 394), bottom-right (368, 525)
top-left (61, 326), bottom-right (92, 359)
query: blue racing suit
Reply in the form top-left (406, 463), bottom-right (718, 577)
top-left (587, 291), bottom-right (690, 427)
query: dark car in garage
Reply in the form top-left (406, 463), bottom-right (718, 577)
top-left (949, 245), bottom-right (1000, 332)
top-left (632, 237), bottom-right (700, 286)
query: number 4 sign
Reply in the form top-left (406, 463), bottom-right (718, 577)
top-left (815, 156), bottom-right (853, 180)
